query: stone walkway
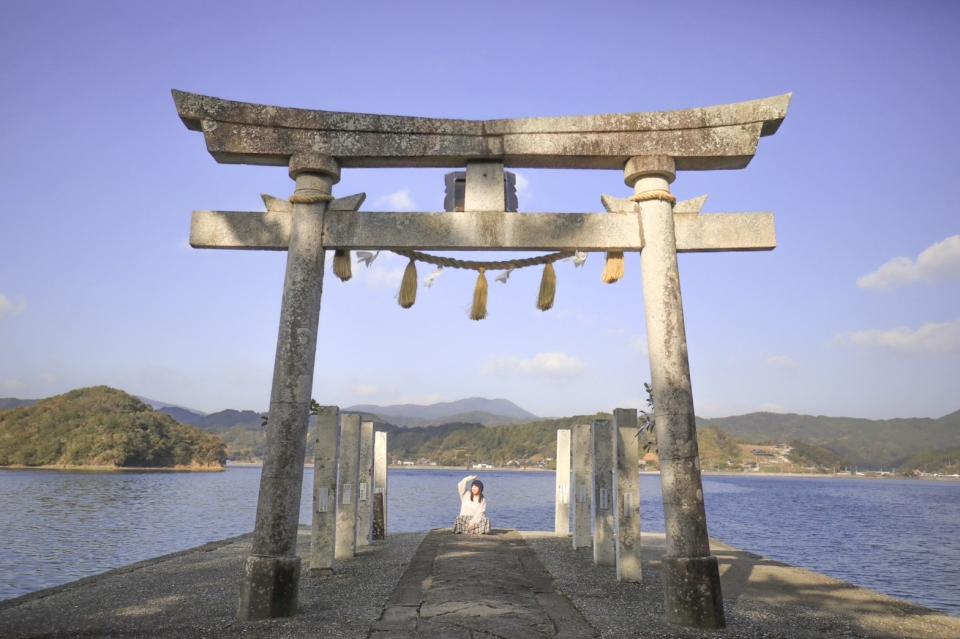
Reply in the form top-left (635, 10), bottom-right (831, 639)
top-left (368, 529), bottom-right (597, 638)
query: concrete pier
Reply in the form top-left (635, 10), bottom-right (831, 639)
top-left (592, 419), bottom-right (615, 566)
top-left (4, 529), bottom-right (957, 639)
top-left (374, 430), bottom-right (388, 535)
top-left (237, 154), bottom-right (339, 622)
top-left (555, 429), bottom-right (571, 536)
top-left (613, 408), bottom-right (642, 582)
top-left (571, 423), bottom-right (593, 549)
top-left (356, 420), bottom-right (374, 547)
top-left (335, 414), bottom-right (361, 561)
top-left (309, 406), bottom-right (340, 575)
top-left (629, 155), bottom-right (724, 628)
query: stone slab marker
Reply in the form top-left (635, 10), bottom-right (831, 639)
top-left (237, 154), bottom-right (339, 622)
top-left (356, 420), bottom-right (375, 547)
top-left (629, 156), bottom-right (724, 627)
top-left (374, 430), bottom-right (388, 535)
top-left (309, 406), bottom-right (340, 576)
top-left (555, 429), bottom-right (571, 536)
top-left (613, 408), bottom-right (642, 582)
top-left (335, 413), bottom-right (361, 561)
top-left (571, 423), bottom-right (593, 549)
top-left (592, 419), bottom-right (615, 566)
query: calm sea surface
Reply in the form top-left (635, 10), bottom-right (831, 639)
top-left (1, 468), bottom-right (958, 615)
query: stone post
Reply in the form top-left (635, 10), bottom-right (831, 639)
top-left (374, 430), bottom-right (388, 535)
top-left (571, 423), bottom-right (593, 549)
top-left (555, 429), bottom-right (571, 536)
top-left (613, 408), bottom-right (642, 582)
top-left (592, 419), bottom-right (615, 566)
top-left (237, 153), bottom-right (339, 622)
top-left (335, 413), bottom-right (362, 561)
top-left (309, 406), bottom-right (340, 576)
top-left (627, 155), bottom-right (724, 627)
top-left (356, 420), bottom-right (375, 547)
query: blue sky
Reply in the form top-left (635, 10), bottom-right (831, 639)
top-left (1, 0), bottom-right (957, 419)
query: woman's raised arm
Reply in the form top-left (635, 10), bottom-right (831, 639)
top-left (457, 475), bottom-right (476, 496)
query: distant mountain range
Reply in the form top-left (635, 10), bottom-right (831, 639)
top-left (344, 397), bottom-right (539, 428)
top-left (3, 388), bottom-right (958, 471)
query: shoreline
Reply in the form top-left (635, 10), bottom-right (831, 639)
top-left (228, 462), bottom-right (960, 480)
top-left (0, 463), bottom-right (225, 473)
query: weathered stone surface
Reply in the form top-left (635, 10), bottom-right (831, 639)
top-left (662, 556), bottom-right (725, 628)
top-left (335, 414), bottom-right (361, 561)
top-left (370, 530), bottom-right (597, 638)
top-left (237, 555), bottom-right (300, 621)
top-left (630, 156), bottom-right (724, 628)
top-left (372, 492), bottom-right (385, 540)
top-left (591, 419), bottom-right (615, 567)
top-left (309, 405), bottom-right (339, 575)
top-left (464, 161), bottom-right (506, 211)
top-left (554, 429), bottom-right (571, 536)
top-left (374, 430), bottom-right (388, 535)
top-left (356, 420), bottom-right (374, 547)
top-left (571, 423), bottom-right (592, 550)
top-left (173, 90), bottom-right (790, 170)
top-left (239, 160), bottom-right (335, 621)
top-left (190, 208), bottom-right (775, 252)
top-left (612, 409), bottom-right (642, 583)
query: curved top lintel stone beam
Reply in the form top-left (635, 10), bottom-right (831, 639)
top-left (172, 90), bottom-right (791, 171)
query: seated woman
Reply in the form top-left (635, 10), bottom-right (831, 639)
top-left (452, 474), bottom-right (491, 534)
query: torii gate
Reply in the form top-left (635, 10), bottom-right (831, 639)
top-left (173, 90), bottom-right (790, 628)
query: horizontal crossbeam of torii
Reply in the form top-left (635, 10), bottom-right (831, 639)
top-left (189, 194), bottom-right (776, 253)
top-left (173, 89), bottom-right (791, 630)
top-left (173, 89), bottom-right (789, 170)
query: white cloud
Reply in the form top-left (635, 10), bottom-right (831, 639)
top-left (482, 352), bottom-right (586, 379)
top-left (0, 378), bottom-right (27, 394)
top-left (373, 190), bottom-right (417, 212)
top-left (765, 355), bottom-right (799, 370)
top-left (0, 293), bottom-right (27, 320)
top-left (839, 319), bottom-right (960, 354)
top-left (628, 335), bottom-right (648, 354)
top-left (857, 235), bottom-right (960, 290)
top-left (351, 383), bottom-right (380, 398)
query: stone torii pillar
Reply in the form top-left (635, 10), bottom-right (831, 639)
top-left (630, 156), bottom-right (724, 627)
top-left (237, 153), bottom-right (338, 622)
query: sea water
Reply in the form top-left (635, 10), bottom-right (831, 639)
top-left (0, 467), bottom-right (957, 615)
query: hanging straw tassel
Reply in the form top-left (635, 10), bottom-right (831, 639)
top-left (332, 249), bottom-right (353, 282)
top-left (602, 251), bottom-right (624, 284)
top-left (537, 262), bottom-right (556, 311)
top-left (470, 269), bottom-right (488, 320)
top-left (398, 259), bottom-right (418, 309)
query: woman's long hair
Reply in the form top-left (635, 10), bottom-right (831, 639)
top-left (470, 479), bottom-right (484, 503)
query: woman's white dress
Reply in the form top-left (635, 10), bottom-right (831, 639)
top-left (452, 474), bottom-right (491, 534)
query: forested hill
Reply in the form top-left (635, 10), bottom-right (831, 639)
top-left (0, 386), bottom-right (226, 469)
top-left (698, 410), bottom-right (960, 470)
